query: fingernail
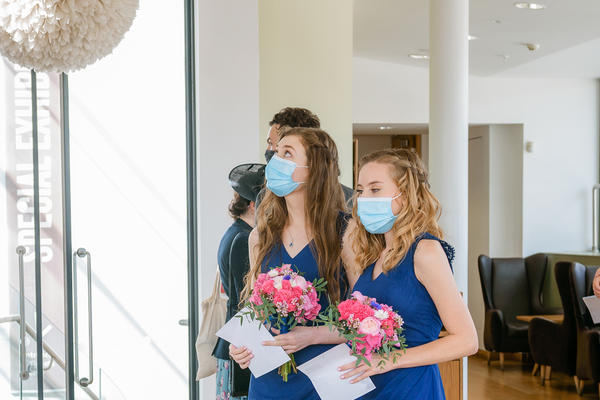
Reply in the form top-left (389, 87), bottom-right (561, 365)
top-left (337, 367), bottom-right (341, 371)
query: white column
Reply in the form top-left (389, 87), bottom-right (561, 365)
top-left (429, 1), bottom-right (469, 399)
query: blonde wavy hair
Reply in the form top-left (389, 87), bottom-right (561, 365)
top-left (241, 127), bottom-right (346, 303)
top-left (351, 148), bottom-right (444, 274)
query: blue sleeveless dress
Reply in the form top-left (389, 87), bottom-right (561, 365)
top-left (248, 242), bottom-right (337, 399)
top-left (353, 232), bottom-right (455, 400)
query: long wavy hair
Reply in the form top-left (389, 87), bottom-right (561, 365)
top-left (241, 127), bottom-right (346, 303)
top-left (351, 148), bottom-right (444, 274)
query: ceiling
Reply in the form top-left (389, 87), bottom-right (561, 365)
top-left (354, 0), bottom-right (600, 77)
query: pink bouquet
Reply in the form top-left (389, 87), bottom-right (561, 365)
top-left (322, 291), bottom-right (406, 367)
top-left (240, 264), bottom-right (326, 381)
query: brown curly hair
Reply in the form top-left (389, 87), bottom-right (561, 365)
top-left (241, 127), bottom-right (346, 303)
top-left (269, 107), bottom-right (320, 129)
top-left (228, 192), bottom-right (250, 219)
top-left (350, 148), bottom-right (444, 274)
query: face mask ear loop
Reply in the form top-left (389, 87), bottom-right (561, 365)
top-left (391, 193), bottom-right (402, 217)
top-left (294, 165), bottom-right (309, 184)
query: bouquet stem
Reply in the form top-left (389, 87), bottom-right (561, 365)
top-left (278, 354), bottom-right (297, 382)
top-left (276, 319), bottom-right (298, 382)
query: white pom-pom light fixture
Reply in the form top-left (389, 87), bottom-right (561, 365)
top-left (0, 0), bottom-right (139, 73)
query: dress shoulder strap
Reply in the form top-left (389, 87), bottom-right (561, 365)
top-left (413, 232), bottom-right (456, 268)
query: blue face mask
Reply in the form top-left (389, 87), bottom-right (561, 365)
top-left (265, 154), bottom-right (308, 197)
top-left (357, 194), bottom-right (402, 234)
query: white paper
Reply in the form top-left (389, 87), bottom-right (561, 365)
top-left (297, 344), bottom-right (376, 400)
top-left (215, 309), bottom-right (290, 378)
top-left (583, 295), bottom-right (600, 324)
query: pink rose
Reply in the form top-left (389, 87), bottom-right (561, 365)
top-left (364, 333), bottom-right (382, 349)
top-left (351, 291), bottom-right (367, 303)
top-left (358, 317), bottom-right (381, 336)
top-left (261, 280), bottom-right (275, 295)
top-left (290, 275), bottom-right (308, 290)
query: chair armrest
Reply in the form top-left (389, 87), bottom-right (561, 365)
top-left (577, 328), bottom-right (600, 380)
top-left (484, 309), bottom-right (505, 351)
top-left (528, 316), bottom-right (563, 366)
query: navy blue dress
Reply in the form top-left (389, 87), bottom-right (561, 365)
top-left (248, 242), bottom-right (337, 399)
top-left (353, 232), bottom-right (455, 400)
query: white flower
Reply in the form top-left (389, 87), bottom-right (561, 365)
top-left (273, 276), bottom-right (283, 290)
top-left (0, 0), bottom-right (139, 73)
top-left (267, 269), bottom-right (279, 278)
top-left (374, 309), bottom-right (389, 320)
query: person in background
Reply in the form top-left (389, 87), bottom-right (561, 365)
top-left (212, 163), bottom-right (265, 400)
top-left (258, 107), bottom-right (354, 209)
top-left (594, 268), bottom-right (600, 298)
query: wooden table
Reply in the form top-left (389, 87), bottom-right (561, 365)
top-left (516, 314), bottom-right (564, 323)
top-left (438, 330), bottom-right (462, 400)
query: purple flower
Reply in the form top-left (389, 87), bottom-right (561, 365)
top-left (370, 300), bottom-right (382, 310)
top-left (283, 275), bottom-right (291, 280)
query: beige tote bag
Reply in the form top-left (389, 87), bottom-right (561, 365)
top-left (195, 270), bottom-right (227, 379)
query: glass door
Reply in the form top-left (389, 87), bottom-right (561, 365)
top-left (1, 1), bottom-right (194, 399)
top-left (1, 66), bottom-right (69, 399)
top-left (66, 0), bottom-right (189, 398)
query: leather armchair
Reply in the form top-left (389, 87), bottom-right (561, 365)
top-left (478, 253), bottom-right (560, 369)
top-left (570, 263), bottom-right (600, 397)
top-left (528, 262), bottom-right (576, 385)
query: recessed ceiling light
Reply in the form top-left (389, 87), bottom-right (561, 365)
top-left (514, 2), bottom-right (546, 10)
top-left (408, 54), bottom-right (430, 60)
top-left (522, 42), bottom-right (540, 51)
top-left (379, 126), bottom-right (393, 130)
top-left (468, 35), bottom-right (478, 41)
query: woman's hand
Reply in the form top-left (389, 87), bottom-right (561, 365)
top-left (261, 326), bottom-right (316, 354)
top-left (338, 354), bottom-right (393, 383)
top-left (229, 344), bottom-right (253, 369)
top-left (594, 268), bottom-right (600, 298)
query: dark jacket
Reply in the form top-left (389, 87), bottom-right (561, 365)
top-left (212, 218), bottom-right (252, 360)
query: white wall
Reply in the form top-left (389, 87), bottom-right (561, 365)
top-left (468, 126), bottom-right (490, 347)
top-left (195, 1), bottom-right (259, 398)
top-left (354, 56), bottom-right (599, 258)
top-left (488, 125), bottom-right (524, 258)
top-left (467, 124), bottom-right (524, 347)
top-left (259, 0), bottom-right (353, 186)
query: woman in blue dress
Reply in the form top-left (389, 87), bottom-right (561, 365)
top-left (338, 148), bottom-right (478, 399)
top-left (229, 127), bottom-right (351, 399)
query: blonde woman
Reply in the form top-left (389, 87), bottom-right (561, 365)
top-left (338, 149), bottom-right (478, 399)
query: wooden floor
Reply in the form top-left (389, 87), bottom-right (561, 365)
top-left (469, 355), bottom-right (598, 399)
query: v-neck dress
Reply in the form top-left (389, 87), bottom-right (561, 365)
top-left (247, 240), bottom-right (338, 399)
top-left (353, 232), bottom-right (455, 400)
